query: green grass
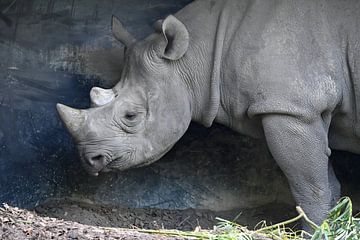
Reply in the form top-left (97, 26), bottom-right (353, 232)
top-left (312, 197), bottom-right (360, 240)
top-left (140, 197), bottom-right (360, 240)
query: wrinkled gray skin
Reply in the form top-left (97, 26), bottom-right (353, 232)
top-left (57, 0), bottom-right (360, 230)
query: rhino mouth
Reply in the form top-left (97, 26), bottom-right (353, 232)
top-left (87, 143), bottom-right (174, 176)
top-left (83, 150), bottom-right (134, 176)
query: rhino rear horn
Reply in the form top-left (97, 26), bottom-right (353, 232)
top-left (56, 103), bottom-right (87, 136)
top-left (112, 15), bottom-right (136, 47)
top-left (90, 87), bottom-right (115, 107)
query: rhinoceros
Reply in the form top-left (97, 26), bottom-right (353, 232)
top-left (56, 0), bottom-right (360, 228)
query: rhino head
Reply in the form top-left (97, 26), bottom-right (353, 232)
top-left (57, 15), bottom-right (192, 176)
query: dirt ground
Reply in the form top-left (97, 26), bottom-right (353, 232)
top-left (35, 198), bottom-right (297, 231)
top-left (0, 198), bottom-right (297, 239)
top-left (0, 203), bottom-right (184, 240)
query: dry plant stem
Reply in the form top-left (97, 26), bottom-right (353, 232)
top-left (139, 229), bottom-right (207, 238)
top-left (295, 206), bottom-right (319, 230)
top-left (255, 206), bottom-right (319, 234)
top-left (140, 206), bottom-right (320, 239)
top-left (255, 209), bottom-right (303, 233)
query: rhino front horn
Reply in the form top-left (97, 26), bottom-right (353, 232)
top-left (56, 103), bottom-right (87, 136)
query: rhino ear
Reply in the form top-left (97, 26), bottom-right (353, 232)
top-left (56, 103), bottom-right (87, 136)
top-left (112, 15), bottom-right (136, 47)
top-left (90, 87), bottom-right (115, 107)
top-left (154, 15), bottom-right (189, 60)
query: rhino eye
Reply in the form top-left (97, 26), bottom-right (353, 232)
top-left (124, 112), bottom-right (137, 121)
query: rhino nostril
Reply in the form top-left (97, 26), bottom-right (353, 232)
top-left (86, 154), bottom-right (105, 166)
top-left (92, 155), bottom-right (104, 161)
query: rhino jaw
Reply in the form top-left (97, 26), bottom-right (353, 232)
top-left (56, 103), bottom-right (87, 136)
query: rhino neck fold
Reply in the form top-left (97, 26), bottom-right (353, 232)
top-left (201, 2), bottom-right (230, 127)
top-left (175, 0), bottom-right (230, 127)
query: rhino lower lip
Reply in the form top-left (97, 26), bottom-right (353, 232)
top-left (84, 162), bottom-right (107, 176)
top-left (88, 171), bottom-right (99, 177)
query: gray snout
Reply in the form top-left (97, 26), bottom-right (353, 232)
top-left (83, 153), bottom-right (107, 176)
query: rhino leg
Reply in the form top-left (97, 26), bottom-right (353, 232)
top-left (328, 162), bottom-right (341, 206)
top-left (261, 114), bottom-right (340, 231)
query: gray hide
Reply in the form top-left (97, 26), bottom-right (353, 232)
top-left (57, 0), bottom-right (360, 229)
